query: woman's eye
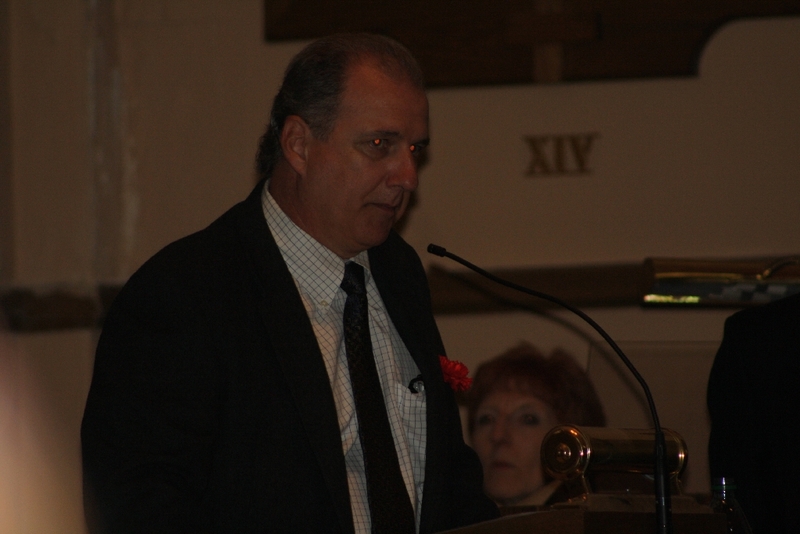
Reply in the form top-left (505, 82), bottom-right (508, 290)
top-left (370, 138), bottom-right (385, 148)
top-left (475, 414), bottom-right (494, 427)
top-left (522, 413), bottom-right (541, 426)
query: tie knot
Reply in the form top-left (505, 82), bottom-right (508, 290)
top-left (341, 261), bottom-right (366, 297)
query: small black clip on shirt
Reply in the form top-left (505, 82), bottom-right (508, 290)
top-left (408, 374), bottom-right (424, 393)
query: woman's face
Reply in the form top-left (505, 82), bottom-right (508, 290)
top-left (471, 389), bottom-right (559, 505)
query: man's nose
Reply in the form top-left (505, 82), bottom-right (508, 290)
top-left (388, 150), bottom-right (419, 191)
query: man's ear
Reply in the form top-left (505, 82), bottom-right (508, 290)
top-left (280, 115), bottom-right (312, 176)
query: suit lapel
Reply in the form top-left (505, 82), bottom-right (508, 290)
top-left (235, 182), bottom-right (355, 534)
top-left (368, 235), bottom-right (443, 376)
top-left (369, 236), bottom-right (452, 533)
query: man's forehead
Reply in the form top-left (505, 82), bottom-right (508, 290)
top-left (336, 62), bottom-right (429, 135)
top-left (343, 59), bottom-right (426, 98)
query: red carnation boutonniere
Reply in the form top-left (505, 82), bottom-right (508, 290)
top-left (439, 355), bottom-right (472, 392)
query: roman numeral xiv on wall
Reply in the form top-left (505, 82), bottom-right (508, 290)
top-left (524, 133), bottom-right (600, 176)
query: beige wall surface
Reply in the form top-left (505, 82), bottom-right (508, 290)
top-left (417, 17), bottom-right (800, 495)
top-left (407, 17), bottom-right (800, 267)
top-left (7, 0), bottom-right (305, 286)
top-left (0, 0), bottom-right (10, 283)
top-left (0, 330), bottom-right (94, 534)
top-left (111, 0), bottom-right (291, 276)
top-left (9, 0), bottom-right (93, 286)
top-left (3, 0), bottom-right (799, 530)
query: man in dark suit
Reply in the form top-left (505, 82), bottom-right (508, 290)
top-left (707, 291), bottom-right (800, 533)
top-left (81, 34), bottom-right (498, 533)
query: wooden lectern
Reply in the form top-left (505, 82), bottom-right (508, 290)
top-left (439, 426), bottom-right (728, 533)
top-left (438, 507), bottom-right (726, 534)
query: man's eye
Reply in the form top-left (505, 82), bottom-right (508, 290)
top-left (370, 139), bottom-right (386, 148)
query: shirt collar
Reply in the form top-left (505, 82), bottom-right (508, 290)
top-left (261, 181), bottom-right (371, 302)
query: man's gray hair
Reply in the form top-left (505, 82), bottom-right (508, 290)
top-left (255, 33), bottom-right (425, 180)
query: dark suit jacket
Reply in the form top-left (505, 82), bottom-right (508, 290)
top-left (81, 180), bottom-right (498, 533)
top-left (707, 292), bottom-right (800, 534)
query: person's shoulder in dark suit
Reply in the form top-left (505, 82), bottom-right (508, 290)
top-left (707, 292), bottom-right (800, 534)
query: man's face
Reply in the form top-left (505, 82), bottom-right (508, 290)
top-left (292, 61), bottom-right (429, 259)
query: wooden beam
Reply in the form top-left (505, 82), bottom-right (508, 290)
top-left (3, 255), bottom-right (798, 329)
top-left (429, 255), bottom-right (800, 315)
top-left (0, 285), bottom-right (120, 332)
top-left (264, 0), bottom-right (800, 87)
top-left (428, 262), bottom-right (648, 314)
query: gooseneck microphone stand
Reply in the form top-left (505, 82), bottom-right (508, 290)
top-left (427, 244), bottom-right (673, 534)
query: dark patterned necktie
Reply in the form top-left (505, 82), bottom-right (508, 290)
top-left (340, 261), bottom-right (416, 534)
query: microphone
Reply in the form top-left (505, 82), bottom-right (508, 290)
top-left (427, 243), bottom-right (673, 534)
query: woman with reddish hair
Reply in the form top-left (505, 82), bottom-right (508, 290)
top-left (466, 342), bottom-right (606, 508)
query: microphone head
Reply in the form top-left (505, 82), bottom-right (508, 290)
top-left (427, 244), bottom-right (447, 257)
